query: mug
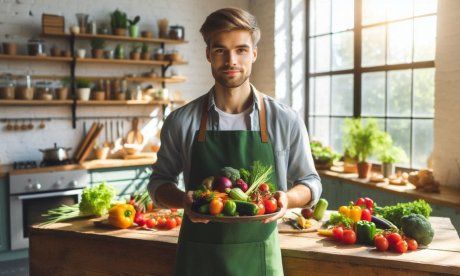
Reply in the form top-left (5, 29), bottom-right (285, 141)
top-left (77, 49), bottom-right (86, 59)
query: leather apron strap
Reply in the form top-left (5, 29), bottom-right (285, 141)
top-left (197, 91), bottom-right (269, 143)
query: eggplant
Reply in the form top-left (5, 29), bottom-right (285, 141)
top-left (372, 215), bottom-right (398, 230)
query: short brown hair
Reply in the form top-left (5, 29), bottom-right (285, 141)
top-left (200, 7), bottom-right (261, 47)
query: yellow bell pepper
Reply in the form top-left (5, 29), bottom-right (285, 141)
top-left (108, 204), bottom-right (136, 229)
top-left (349, 206), bottom-right (362, 222)
top-left (338, 205), bottom-right (350, 217)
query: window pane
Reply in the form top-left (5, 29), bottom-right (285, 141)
top-left (414, 0), bottom-right (437, 16)
top-left (314, 76), bottom-right (331, 115)
top-left (362, 72), bottom-right (385, 116)
top-left (413, 68), bottom-right (435, 116)
top-left (387, 20), bottom-right (413, 64)
top-left (386, 0), bottom-right (413, 21)
top-left (309, 38), bottom-right (316, 73)
top-left (413, 119), bottom-right (433, 168)
top-left (362, 0), bottom-right (386, 25)
top-left (314, 0), bottom-right (331, 35)
top-left (387, 118), bottom-right (411, 165)
top-left (362, 26), bottom-right (386, 67)
top-left (332, 0), bottom-right (354, 32)
top-left (309, 0), bottom-right (317, 36)
top-left (414, 16), bottom-right (437, 61)
top-left (331, 117), bottom-right (346, 154)
top-left (315, 35), bottom-right (331, 72)
top-left (312, 117), bottom-right (330, 145)
top-left (309, 77), bottom-right (315, 115)
top-left (387, 70), bottom-right (411, 117)
top-left (331, 74), bottom-right (353, 116)
top-left (332, 31), bottom-right (354, 70)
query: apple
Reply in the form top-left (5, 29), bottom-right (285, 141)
top-left (301, 208), bottom-right (313, 219)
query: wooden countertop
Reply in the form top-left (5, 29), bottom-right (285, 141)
top-left (30, 212), bottom-right (460, 275)
top-left (319, 169), bottom-right (460, 209)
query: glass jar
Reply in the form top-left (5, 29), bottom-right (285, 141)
top-left (35, 81), bottom-right (54, 100)
top-left (0, 74), bottom-right (16, 99)
top-left (16, 75), bottom-right (34, 100)
top-left (27, 38), bottom-right (46, 56)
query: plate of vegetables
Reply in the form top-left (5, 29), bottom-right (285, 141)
top-left (189, 161), bottom-right (281, 223)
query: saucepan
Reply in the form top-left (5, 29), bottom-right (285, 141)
top-left (39, 143), bottom-right (72, 162)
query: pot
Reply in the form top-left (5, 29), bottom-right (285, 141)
top-left (169, 25), bottom-right (185, 40)
top-left (39, 143), bottom-right (72, 162)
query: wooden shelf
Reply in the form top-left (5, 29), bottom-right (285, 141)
top-left (76, 99), bottom-right (170, 106)
top-left (42, 33), bottom-right (188, 45)
top-left (125, 76), bottom-right (186, 83)
top-left (0, 54), bottom-right (72, 62)
top-left (76, 58), bottom-right (188, 66)
top-left (0, 100), bottom-right (73, 105)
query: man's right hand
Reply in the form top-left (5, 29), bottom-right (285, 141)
top-left (183, 190), bottom-right (210, 223)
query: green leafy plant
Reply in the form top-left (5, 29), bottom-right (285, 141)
top-left (131, 43), bottom-right (141, 53)
top-left (128, 15), bottom-right (140, 26)
top-left (343, 117), bottom-right (386, 162)
top-left (310, 140), bottom-right (340, 163)
top-left (60, 77), bottom-right (71, 87)
top-left (110, 9), bottom-right (128, 29)
top-left (141, 43), bottom-right (150, 53)
top-left (76, 78), bottom-right (92, 89)
top-left (375, 132), bottom-right (408, 164)
top-left (90, 38), bottom-right (105, 50)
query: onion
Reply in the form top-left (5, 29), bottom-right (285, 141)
top-left (213, 176), bottom-right (233, 192)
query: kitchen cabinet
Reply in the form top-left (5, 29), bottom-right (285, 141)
top-left (0, 32), bottom-right (188, 128)
top-left (320, 174), bottom-right (460, 232)
top-left (89, 165), bottom-right (152, 199)
top-left (0, 176), bottom-right (8, 253)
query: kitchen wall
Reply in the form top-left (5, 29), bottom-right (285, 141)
top-left (434, 0), bottom-right (460, 188)
top-left (0, 0), bottom-right (280, 164)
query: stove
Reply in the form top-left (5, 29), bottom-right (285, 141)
top-left (13, 159), bottom-right (75, 170)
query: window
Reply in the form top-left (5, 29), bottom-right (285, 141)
top-left (307, 0), bottom-right (437, 168)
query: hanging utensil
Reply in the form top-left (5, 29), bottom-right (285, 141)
top-left (109, 120), bottom-right (115, 149)
top-left (6, 120), bottom-right (13, 131)
top-left (126, 117), bottom-right (144, 145)
top-left (28, 119), bottom-right (33, 130)
top-left (39, 120), bottom-right (45, 129)
top-left (103, 121), bottom-right (109, 147)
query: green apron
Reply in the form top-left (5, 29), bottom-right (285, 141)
top-left (174, 92), bottom-right (284, 276)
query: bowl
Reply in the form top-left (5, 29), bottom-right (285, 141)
top-left (123, 144), bottom-right (141, 155)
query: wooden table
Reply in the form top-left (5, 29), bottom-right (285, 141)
top-left (29, 215), bottom-right (460, 275)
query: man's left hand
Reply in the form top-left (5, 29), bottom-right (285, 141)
top-left (262, 191), bottom-right (288, 223)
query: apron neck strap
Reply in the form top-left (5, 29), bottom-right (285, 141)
top-left (197, 91), bottom-right (269, 143)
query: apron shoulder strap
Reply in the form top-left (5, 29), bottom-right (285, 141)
top-left (197, 91), bottom-right (269, 143)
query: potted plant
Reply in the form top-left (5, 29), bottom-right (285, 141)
top-left (377, 135), bottom-right (408, 178)
top-left (90, 38), bottom-right (105, 59)
top-left (130, 43), bottom-right (141, 60)
top-left (343, 117), bottom-right (386, 178)
top-left (310, 140), bottom-right (340, 170)
top-left (115, 44), bottom-right (124, 59)
top-left (110, 9), bottom-right (127, 36)
top-left (128, 15), bottom-right (140, 38)
top-left (141, 43), bottom-right (150, 60)
top-left (76, 78), bottom-right (92, 101)
top-left (57, 77), bottom-right (70, 100)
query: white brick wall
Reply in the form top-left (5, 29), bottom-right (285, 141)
top-left (434, 0), bottom-right (460, 188)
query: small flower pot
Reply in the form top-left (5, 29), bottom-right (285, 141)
top-left (357, 161), bottom-right (372, 179)
top-left (130, 51), bottom-right (141, 60)
top-left (2, 42), bottom-right (17, 55)
top-left (91, 49), bottom-right (104, 59)
top-left (141, 31), bottom-right (152, 38)
top-left (56, 87), bottom-right (68, 100)
top-left (93, 91), bottom-right (106, 101)
top-left (382, 163), bottom-right (395, 178)
top-left (141, 52), bottom-right (150, 60)
top-left (154, 53), bottom-right (165, 61)
top-left (50, 47), bottom-right (60, 57)
top-left (77, 88), bottom-right (91, 101)
top-left (114, 28), bottom-right (127, 36)
top-left (115, 93), bottom-right (126, 101)
top-left (61, 50), bottom-right (72, 57)
top-left (129, 25), bottom-right (139, 38)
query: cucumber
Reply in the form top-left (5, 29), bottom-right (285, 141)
top-left (312, 198), bottom-right (328, 221)
top-left (227, 187), bottom-right (249, 201)
top-left (234, 200), bottom-right (259, 216)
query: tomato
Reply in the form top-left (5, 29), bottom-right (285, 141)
top-left (257, 202), bottom-right (266, 215)
top-left (145, 218), bottom-right (157, 229)
top-left (156, 216), bottom-right (167, 228)
top-left (386, 232), bottom-right (402, 249)
top-left (134, 212), bottom-right (145, 227)
top-left (264, 198), bottom-right (278, 214)
top-left (364, 197), bottom-right (374, 209)
top-left (332, 226), bottom-right (344, 242)
top-left (342, 229), bottom-right (357, 245)
top-left (259, 183), bottom-right (270, 192)
top-left (395, 240), bottom-right (408, 253)
top-left (360, 208), bottom-right (372, 221)
top-left (301, 208), bottom-right (313, 219)
top-left (174, 216), bottom-right (182, 226)
top-left (407, 239), bottom-right (418, 251)
top-left (209, 199), bottom-right (224, 215)
top-left (374, 234), bottom-right (389, 251)
top-left (164, 217), bottom-right (177, 230)
top-left (355, 197), bottom-right (365, 207)
top-left (170, 208), bottom-right (178, 213)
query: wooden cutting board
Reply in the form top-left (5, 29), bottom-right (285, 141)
top-left (277, 218), bottom-right (321, 233)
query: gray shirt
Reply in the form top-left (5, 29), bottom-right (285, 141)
top-left (148, 85), bottom-right (322, 208)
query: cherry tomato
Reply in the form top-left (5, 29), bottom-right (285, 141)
top-left (156, 216), bottom-right (167, 228)
top-left (264, 198), bottom-right (278, 214)
top-left (174, 216), bottom-right (182, 226)
top-left (209, 199), bottom-right (224, 215)
top-left (134, 212), bottom-right (145, 226)
top-left (145, 218), bottom-right (157, 229)
top-left (170, 208), bottom-right (178, 213)
top-left (164, 217), bottom-right (177, 230)
top-left (407, 239), bottom-right (418, 251)
top-left (355, 197), bottom-right (365, 207)
top-left (386, 232), bottom-right (402, 249)
top-left (332, 226), bottom-right (344, 241)
top-left (364, 197), bottom-right (374, 209)
top-left (259, 183), bottom-right (270, 192)
top-left (360, 208), bottom-right (372, 221)
top-left (395, 240), bottom-right (408, 253)
top-left (342, 229), bottom-right (357, 245)
top-left (257, 202), bottom-right (266, 215)
top-left (374, 234), bottom-right (389, 251)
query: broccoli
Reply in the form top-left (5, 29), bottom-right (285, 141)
top-left (219, 167), bottom-right (240, 183)
top-left (400, 213), bottom-right (434, 245)
top-left (239, 168), bottom-right (250, 183)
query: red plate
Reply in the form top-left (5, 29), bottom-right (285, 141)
top-left (189, 211), bottom-right (280, 223)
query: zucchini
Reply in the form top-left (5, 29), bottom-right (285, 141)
top-left (312, 198), bottom-right (328, 221)
top-left (227, 187), bottom-right (249, 201)
top-left (234, 200), bottom-right (258, 216)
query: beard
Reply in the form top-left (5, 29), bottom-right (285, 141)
top-left (211, 66), bottom-right (251, 88)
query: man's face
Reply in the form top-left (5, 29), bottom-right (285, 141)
top-left (206, 30), bottom-right (258, 89)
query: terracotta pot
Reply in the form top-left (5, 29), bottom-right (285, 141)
top-left (114, 28), bottom-right (127, 36)
top-left (92, 49), bottom-right (104, 59)
top-left (130, 51), bottom-right (140, 60)
top-left (154, 53), bottom-right (164, 61)
top-left (2, 43), bottom-right (17, 55)
top-left (141, 52), bottom-right (150, 60)
top-left (56, 87), bottom-right (68, 100)
top-left (141, 31), bottom-right (152, 38)
top-left (50, 47), bottom-right (60, 57)
top-left (357, 162), bottom-right (372, 179)
top-left (93, 91), bottom-right (106, 101)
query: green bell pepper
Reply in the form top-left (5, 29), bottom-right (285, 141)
top-left (354, 220), bottom-right (376, 245)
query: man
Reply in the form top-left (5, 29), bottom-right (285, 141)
top-left (148, 7), bottom-right (321, 276)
